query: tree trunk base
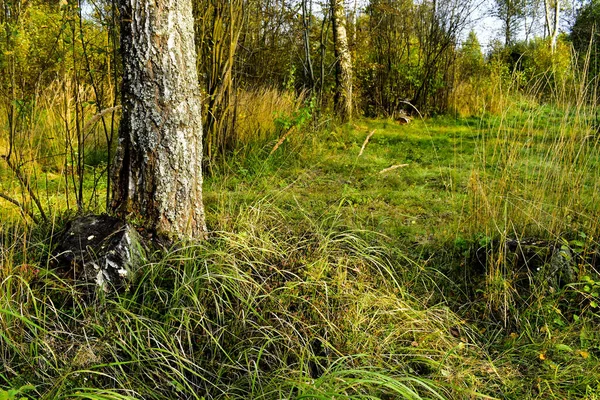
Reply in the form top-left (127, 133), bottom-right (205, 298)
top-left (51, 214), bottom-right (144, 293)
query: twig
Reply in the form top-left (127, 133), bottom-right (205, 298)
top-left (82, 105), bottom-right (122, 134)
top-left (270, 126), bottom-right (295, 155)
top-left (358, 129), bottom-right (375, 157)
top-left (379, 164), bottom-right (409, 174)
top-left (1, 155), bottom-right (48, 223)
top-left (0, 192), bottom-right (40, 224)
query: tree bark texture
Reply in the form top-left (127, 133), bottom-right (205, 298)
top-left (332, 0), bottom-right (353, 121)
top-left (551, 0), bottom-right (560, 51)
top-left (113, 0), bottom-right (207, 238)
top-left (544, 0), bottom-right (559, 51)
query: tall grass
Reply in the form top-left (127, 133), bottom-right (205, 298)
top-left (0, 80), bottom-right (310, 221)
top-left (0, 77), bottom-right (118, 221)
top-left (463, 49), bottom-right (600, 326)
top-left (232, 87), bottom-right (308, 147)
top-left (0, 204), bottom-right (501, 399)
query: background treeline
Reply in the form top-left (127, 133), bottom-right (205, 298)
top-left (0, 0), bottom-right (599, 216)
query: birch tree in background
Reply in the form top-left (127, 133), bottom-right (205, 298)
top-left (495, 0), bottom-right (526, 45)
top-left (332, 0), bottom-right (353, 121)
top-left (544, 0), bottom-right (560, 51)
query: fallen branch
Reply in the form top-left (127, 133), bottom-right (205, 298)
top-left (358, 130), bottom-right (375, 157)
top-left (270, 126), bottom-right (295, 155)
top-left (379, 164), bottom-right (409, 174)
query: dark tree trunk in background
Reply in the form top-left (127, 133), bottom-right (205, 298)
top-left (113, 0), bottom-right (207, 238)
top-left (495, 0), bottom-right (524, 46)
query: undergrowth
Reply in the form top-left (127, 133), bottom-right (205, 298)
top-left (2, 205), bottom-right (494, 399)
top-left (2, 59), bottom-right (600, 400)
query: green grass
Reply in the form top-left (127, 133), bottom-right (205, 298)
top-left (205, 116), bottom-right (480, 246)
top-left (2, 102), bottom-right (600, 398)
top-left (0, 207), bottom-right (488, 399)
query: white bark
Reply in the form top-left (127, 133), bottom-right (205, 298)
top-left (332, 0), bottom-right (353, 121)
top-left (544, 0), bottom-right (551, 37)
top-left (544, 0), bottom-right (560, 51)
top-left (551, 0), bottom-right (560, 51)
top-left (351, 0), bottom-right (358, 45)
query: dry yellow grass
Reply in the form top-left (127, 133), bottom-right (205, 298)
top-left (234, 87), bottom-right (307, 145)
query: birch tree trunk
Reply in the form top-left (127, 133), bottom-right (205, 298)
top-left (351, 0), bottom-right (358, 45)
top-left (112, 0), bottom-right (207, 238)
top-left (332, 0), bottom-right (353, 122)
top-left (544, 0), bottom-right (560, 51)
top-left (544, 0), bottom-right (551, 37)
top-left (551, 0), bottom-right (560, 51)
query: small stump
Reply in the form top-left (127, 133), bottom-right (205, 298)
top-left (51, 214), bottom-right (144, 293)
top-left (474, 238), bottom-right (577, 289)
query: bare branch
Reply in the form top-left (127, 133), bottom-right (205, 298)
top-left (0, 192), bottom-right (40, 224)
top-left (82, 105), bottom-right (122, 134)
top-left (1, 155), bottom-right (49, 223)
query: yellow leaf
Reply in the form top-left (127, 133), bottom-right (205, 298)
top-left (577, 350), bottom-right (590, 359)
top-left (539, 353), bottom-right (546, 361)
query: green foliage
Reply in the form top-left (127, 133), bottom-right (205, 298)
top-left (0, 0), bottom-right (119, 217)
top-left (493, 37), bottom-right (572, 90)
top-left (510, 37), bottom-right (573, 95)
top-left (570, 273), bottom-right (600, 318)
top-left (458, 31), bottom-right (485, 80)
top-left (0, 385), bottom-right (34, 400)
top-left (571, 0), bottom-right (600, 81)
top-left (452, 35), bottom-right (580, 117)
top-left (275, 95), bottom-right (316, 131)
top-left (451, 31), bottom-right (492, 116)
top-left (355, 0), bottom-right (463, 116)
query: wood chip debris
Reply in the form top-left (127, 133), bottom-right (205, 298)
top-left (379, 164), bottom-right (409, 174)
top-left (358, 129), bottom-right (375, 157)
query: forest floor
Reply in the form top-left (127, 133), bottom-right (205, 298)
top-left (2, 106), bottom-right (600, 399)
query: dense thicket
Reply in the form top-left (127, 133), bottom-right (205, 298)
top-left (571, 0), bottom-right (600, 87)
